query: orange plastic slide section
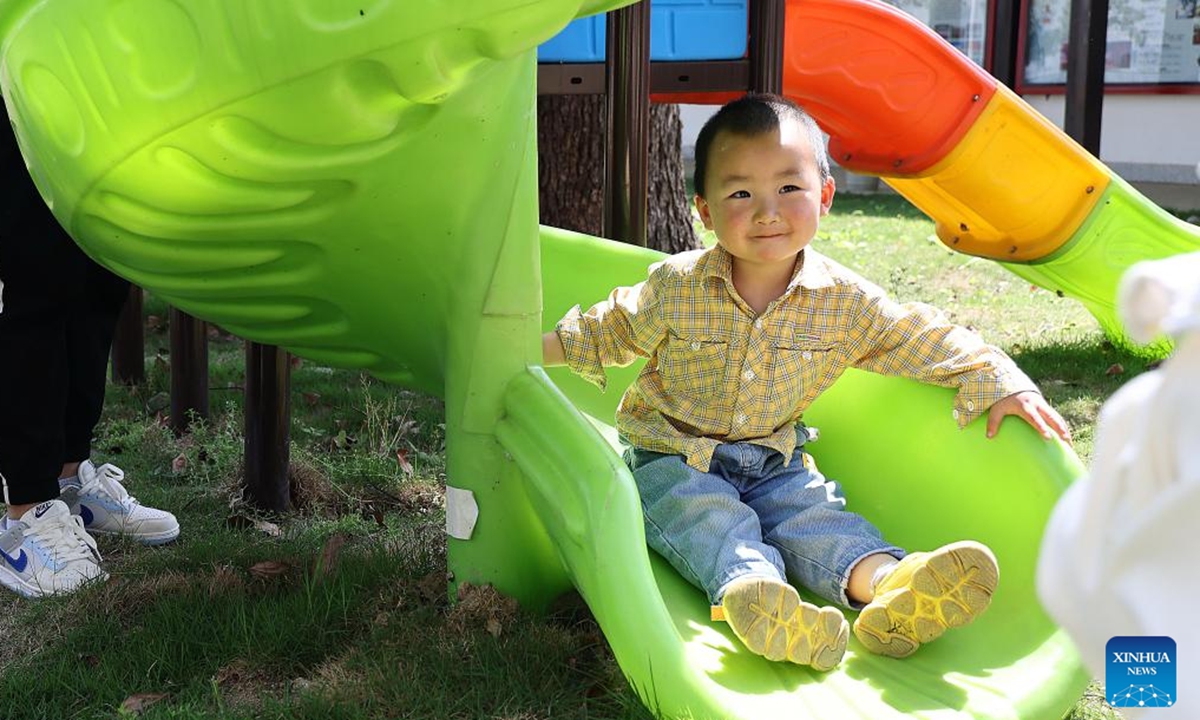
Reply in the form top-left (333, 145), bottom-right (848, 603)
top-left (781, 0), bottom-right (996, 175)
top-left (656, 0), bottom-right (995, 176)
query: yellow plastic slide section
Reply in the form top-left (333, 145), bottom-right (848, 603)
top-left (887, 85), bottom-right (1110, 262)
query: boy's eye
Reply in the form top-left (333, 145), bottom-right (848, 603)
top-left (728, 190), bottom-right (750, 199)
top-left (780, 184), bottom-right (801, 194)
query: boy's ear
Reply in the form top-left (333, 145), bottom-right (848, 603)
top-left (694, 194), bottom-right (714, 229)
top-left (819, 176), bottom-right (836, 216)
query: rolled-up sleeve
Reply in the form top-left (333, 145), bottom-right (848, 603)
top-left (849, 283), bottom-right (1039, 428)
top-left (555, 265), bottom-right (667, 391)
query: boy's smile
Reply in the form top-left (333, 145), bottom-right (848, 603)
top-left (695, 123), bottom-right (835, 281)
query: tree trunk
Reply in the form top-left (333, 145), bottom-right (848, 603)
top-left (537, 95), bottom-right (697, 254)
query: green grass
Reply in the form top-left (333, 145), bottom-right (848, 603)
top-left (2, 193), bottom-right (1181, 719)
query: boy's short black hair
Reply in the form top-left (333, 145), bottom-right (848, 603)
top-left (692, 94), bottom-right (830, 198)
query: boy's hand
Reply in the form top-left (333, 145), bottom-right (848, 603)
top-left (986, 391), bottom-right (1072, 443)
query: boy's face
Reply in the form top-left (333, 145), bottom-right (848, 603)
top-left (695, 122), bottom-right (834, 276)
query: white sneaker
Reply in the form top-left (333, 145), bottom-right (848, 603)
top-left (59, 460), bottom-right (180, 546)
top-left (0, 500), bottom-right (107, 598)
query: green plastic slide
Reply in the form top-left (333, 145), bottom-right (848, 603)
top-left (0, 1), bottom-right (1088, 717)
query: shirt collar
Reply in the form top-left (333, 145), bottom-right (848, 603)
top-left (701, 244), bottom-right (837, 291)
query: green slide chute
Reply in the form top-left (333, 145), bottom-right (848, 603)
top-left (0, 1), bottom-right (1089, 717)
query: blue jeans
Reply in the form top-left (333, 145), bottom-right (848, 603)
top-left (625, 441), bottom-right (904, 608)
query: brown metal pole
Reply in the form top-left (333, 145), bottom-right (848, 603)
top-left (243, 341), bottom-right (291, 512)
top-left (1064, 0), bottom-right (1109, 156)
top-left (110, 285), bottom-right (144, 385)
top-left (604, 0), bottom-right (651, 246)
top-left (169, 307), bottom-right (208, 432)
top-left (749, 0), bottom-right (785, 94)
top-left (987, 0), bottom-right (1021, 88)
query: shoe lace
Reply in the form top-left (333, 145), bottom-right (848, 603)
top-left (27, 514), bottom-right (100, 564)
top-left (93, 463), bottom-right (140, 509)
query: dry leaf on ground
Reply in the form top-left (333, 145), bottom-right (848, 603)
top-left (226, 514), bottom-right (282, 537)
top-left (313, 533), bottom-right (347, 580)
top-left (395, 449), bottom-right (414, 476)
top-left (120, 692), bottom-right (168, 715)
top-left (248, 560), bottom-right (292, 581)
top-left (449, 582), bottom-right (519, 637)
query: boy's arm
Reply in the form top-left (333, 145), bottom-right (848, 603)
top-left (548, 272), bottom-right (666, 389)
top-left (542, 331), bottom-right (566, 366)
top-left (849, 286), bottom-right (1068, 439)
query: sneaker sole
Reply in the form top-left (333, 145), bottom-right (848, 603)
top-left (0, 564), bottom-right (110, 598)
top-left (722, 578), bottom-right (849, 671)
top-left (853, 542), bottom-right (998, 658)
top-left (88, 525), bottom-right (180, 546)
top-left (0, 565), bottom-right (43, 598)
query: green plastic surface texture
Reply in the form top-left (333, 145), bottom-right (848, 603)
top-left (1, 1), bottom-right (1088, 718)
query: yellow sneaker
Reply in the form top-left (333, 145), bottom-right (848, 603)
top-left (719, 577), bottom-right (849, 671)
top-left (852, 541), bottom-right (999, 658)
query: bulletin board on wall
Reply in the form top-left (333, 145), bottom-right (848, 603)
top-left (1018, 0), bottom-right (1200, 93)
top-left (882, 0), bottom-right (997, 71)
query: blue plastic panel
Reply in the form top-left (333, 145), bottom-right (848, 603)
top-left (538, 0), bottom-right (748, 62)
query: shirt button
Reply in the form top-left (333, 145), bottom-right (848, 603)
top-left (754, 319), bottom-right (763, 330)
top-left (967, 400), bottom-right (975, 412)
top-left (742, 369), bottom-right (755, 381)
top-left (802, 351), bottom-right (813, 360)
top-left (735, 413), bottom-right (749, 425)
top-left (952, 409), bottom-right (961, 420)
top-left (690, 341), bottom-right (701, 351)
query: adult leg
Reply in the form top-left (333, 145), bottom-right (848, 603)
top-left (0, 100), bottom-right (108, 597)
top-left (0, 310), bottom-right (69, 510)
top-left (62, 258), bottom-right (129, 467)
top-left (1, 90), bottom-right (89, 510)
top-left (0, 201), bottom-right (106, 599)
top-left (56, 252), bottom-right (179, 546)
top-left (0, 306), bottom-right (108, 597)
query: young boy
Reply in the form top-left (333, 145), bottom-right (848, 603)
top-left (542, 94), bottom-right (1071, 671)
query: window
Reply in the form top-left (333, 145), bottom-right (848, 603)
top-left (1021, 0), bottom-right (1200, 90)
top-left (883, 0), bottom-right (993, 68)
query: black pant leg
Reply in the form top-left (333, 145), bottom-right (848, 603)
top-left (0, 310), bottom-right (69, 505)
top-left (0, 97), bottom-right (91, 504)
top-left (62, 262), bottom-right (129, 462)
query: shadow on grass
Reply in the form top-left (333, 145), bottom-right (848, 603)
top-left (1011, 336), bottom-right (1159, 397)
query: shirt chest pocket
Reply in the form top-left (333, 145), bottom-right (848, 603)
top-left (657, 334), bottom-right (729, 401)
top-left (770, 341), bottom-right (837, 404)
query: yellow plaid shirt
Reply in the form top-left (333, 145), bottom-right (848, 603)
top-left (556, 245), bottom-right (1038, 471)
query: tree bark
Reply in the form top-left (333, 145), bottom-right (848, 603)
top-left (537, 95), bottom-right (697, 254)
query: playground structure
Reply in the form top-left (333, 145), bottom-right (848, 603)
top-left (1, 0), bottom-right (1197, 718)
